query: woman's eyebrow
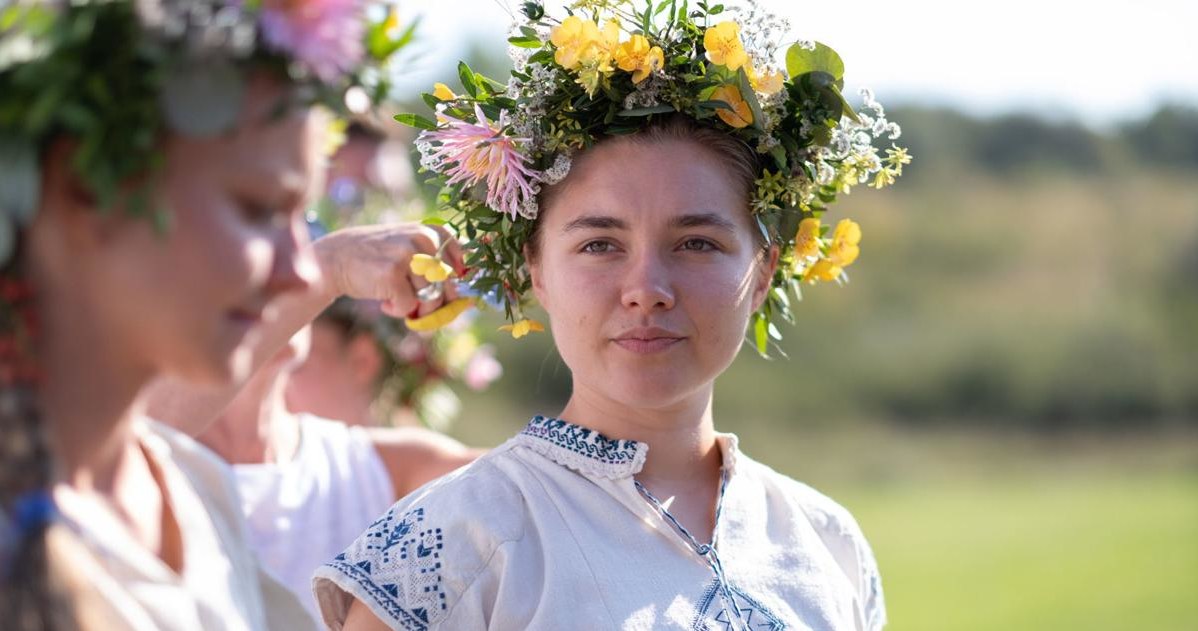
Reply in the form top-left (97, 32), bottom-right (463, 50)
top-left (672, 212), bottom-right (738, 233)
top-left (561, 215), bottom-right (628, 233)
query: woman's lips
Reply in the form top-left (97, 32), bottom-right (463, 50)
top-left (612, 328), bottom-right (686, 354)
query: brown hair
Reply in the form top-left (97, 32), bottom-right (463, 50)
top-left (526, 115), bottom-right (763, 262)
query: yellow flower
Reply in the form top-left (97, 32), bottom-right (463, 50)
top-left (410, 253), bottom-right (454, 283)
top-left (499, 318), bottom-right (545, 339)
top-left (404, 298), bottom-right (474, 332)
top-left (550, 15), bottom-right (593, 70)
top-left (828, 218), bottom-right (861, 267)
top-left (614, 34), bottom-right (664, 84)
top-left (746, 63), bottom-right (784, 95)
top-left (803, 219), bottom-right (861, 283)
top-left (703, 21), bottom-right (749, 71)
top-left (552, 17), bottom-right (618, 71)
top-left (432, 82), bottom-right (456, 101)
top-left (709, 84), bottom-right (753, 128)
top-left (793, 218), bottom-right (821, 259)
top-left (802, 258), bottom-right (840, 283)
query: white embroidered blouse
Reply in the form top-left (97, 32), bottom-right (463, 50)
top-left (313, 416), bottom-right (886, 631)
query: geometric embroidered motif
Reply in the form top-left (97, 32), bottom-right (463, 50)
top-left (690, 579), bottom-right (786, 631)
top-left (329, 507), bottom-right (446, 631)
top-left (520, 416), bottom-right (641, 467)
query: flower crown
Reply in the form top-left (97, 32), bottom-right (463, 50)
top-left (403, 0), bottom-right (909, 355)
top-left (0, 0), bottom-right (417, 266)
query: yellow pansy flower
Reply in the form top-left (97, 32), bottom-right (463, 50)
top-left (410, 253), bottom-right (454, 283)
top-left (552, 17), bottom-right (618, 71)
top-left (550, 15), bottom-right (593, 70)
top-left (793, 218), bottom-right (822, 259)
top-left (499, 318), bottom-right (545, 339)
top-left (432, 82), bottom-right (456, 101)
top-left (802, 219), bottom-right (861, 283)
top-left (614, 34), bottom-right (664, 84)
top-left (709, 84), bottom-right (753, 128)
top-left (747, 63), bottom-right (784, 96)
top-left (828, 218), bottom-right (861, 267)
top-left (802, 258), bottom-right (839, 283)
top-left (404, 298), bottom-right (474, 332)
top-left (703, 21), bottom-right (749, 71)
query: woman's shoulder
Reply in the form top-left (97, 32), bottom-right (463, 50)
top-left (736, 453), bottom-right (888, 630)
top-left (312, 442), bottom-right (531, 630)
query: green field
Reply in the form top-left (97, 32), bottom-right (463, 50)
top-left (843, 470), bottom-right (1197, 631)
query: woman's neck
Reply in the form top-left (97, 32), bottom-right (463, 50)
top-left (36, 286), bottom-right (152, 494)
top-left (199, 363), bottom-right (299, 465)
top-left (558, 382), bottom-right (722, 484)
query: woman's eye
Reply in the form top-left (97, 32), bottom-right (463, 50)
top-left (680, 238), bottom-right (718, 252)
top-left (581, 240), bottom-right (615, 254)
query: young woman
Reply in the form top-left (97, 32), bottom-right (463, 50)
top-left (314, 3), bottom-right (908, 630)
top-left (0, 3), bottom-right (464, 630)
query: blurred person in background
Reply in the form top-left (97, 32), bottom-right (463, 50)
top-left (188, 126), bottom-right (495, 619)
top-left (0, 2), bottom-right (464, 630)
top-left (195, 312), bottom-right (485, 622)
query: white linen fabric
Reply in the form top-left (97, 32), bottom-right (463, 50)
top-left (314, 416), bottom-right (886, 631)
top-left (234, 414), bottom-right (396, 620)
top-left (53, 420), bottom-right (318, 631)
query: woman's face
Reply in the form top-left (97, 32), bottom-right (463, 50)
top-left (530, 137), bottom-right (775, 412)
top-left (73, 76), bottom-right (323, 385)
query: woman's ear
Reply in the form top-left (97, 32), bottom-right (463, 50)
top-left (751, 245), bottom-right (779, 312)
top-left (525, 245), bottom-right (548, 310)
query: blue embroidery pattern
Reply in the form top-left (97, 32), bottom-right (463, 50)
top-left (520, 416), bottom-right (641, 466)
top-left (691, 580), bottom-right (785, 631)
top-left (328, 507), bottom-right (446, 631)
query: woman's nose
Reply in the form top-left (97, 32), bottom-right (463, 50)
top-left (620, 250), bottom-right (675, 312)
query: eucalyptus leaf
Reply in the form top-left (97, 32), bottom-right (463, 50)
top-left (161, 59), bottom-right (244, 137)
top-left (0, 137), bottom-right (41, 225)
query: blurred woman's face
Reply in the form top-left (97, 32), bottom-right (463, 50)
top-left (81, 76), bottom-right (323, 385)
top-left (530, 137), bottom-right (775, 412)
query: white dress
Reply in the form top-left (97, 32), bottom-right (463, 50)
top-left (53, 420), bottom-right (317, 631)
top-left (234, 414), bottom-right (396, 621)
top-left (313, 416), bottom-right (886, 631)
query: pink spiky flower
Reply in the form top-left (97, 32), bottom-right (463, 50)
top-left (259, 0), bottom-right (366, 84)
top-left (420, 105), bottom-right (541, 220)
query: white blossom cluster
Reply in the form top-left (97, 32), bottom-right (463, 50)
top-left (136, 0), bottom-right (257, 58)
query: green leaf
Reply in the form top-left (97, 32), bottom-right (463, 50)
top-left (753, 314), bottom-right (768, 356)
top-left (508, 35), bottom-right (542, 49)
top-left (458, 61), bottom-right (480, 98)
top-left (736, 68), bottom-right (766, 131)
top-left (394, 113), bottom-right (437, 131)
top-left (786, 41), bottom-right (845, 81)
top-left (617, 104), bottom-right (676, 116)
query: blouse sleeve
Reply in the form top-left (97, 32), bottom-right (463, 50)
top-left (312, 462), bottom-right (525, 631)
top-left (786, 478), bottom-right (888, 631)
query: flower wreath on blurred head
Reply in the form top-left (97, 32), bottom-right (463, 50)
top-left (0, 0), bottom-right (421, 389)
top-left (398, 0), bottom-right (910, 356)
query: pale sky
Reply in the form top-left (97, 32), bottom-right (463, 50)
top-left (394, 0), bottom-right (1198, 128)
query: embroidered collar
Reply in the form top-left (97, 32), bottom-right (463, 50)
top-left (517, 416), bottom-right (647, 480)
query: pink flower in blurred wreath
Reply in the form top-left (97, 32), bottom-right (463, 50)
top-left (420, 105), bottom-right (541, 220)
top-left (259, 0), bottom-right (366, 83)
